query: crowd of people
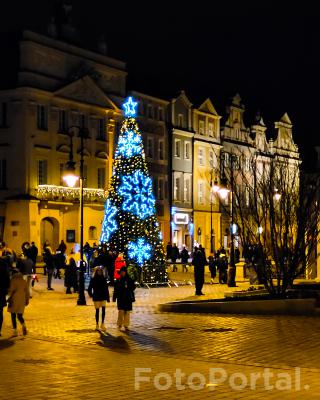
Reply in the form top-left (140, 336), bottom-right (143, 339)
top-left (0, 240), bottom-right (136, 336)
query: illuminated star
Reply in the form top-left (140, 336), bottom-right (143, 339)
top-left (123, 96), bottom-right (138, 117)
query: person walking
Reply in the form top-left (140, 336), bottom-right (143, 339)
top-left (64, 257), bottom-right (78, 294)
top-left (88, 267), bottom-right (110, 331)
top-left (0, 259), bottom-right (10, 336)
top-left (114, 253), bottom-right (126, 281)
top-left (57, 240), bottom-right (67, 254)
top-left (166, 242), bottom-right (172, 260)
top-left (208, 254), bottom-right (217, 284)
top-left (7, 269), bottom-right (29, 336)
top-left (113, 267), bottom-right (136, 331)
top-left (43, 247), bottom-right (55, 290)
top-left (29, 242), bottom-right (38, 273)
top-left (180, 246), bottom-right (189, 272)
top-left (217, 253), bottom-right (228, 284)
top-left (170, 243), bottom-right (180, 272)
top-left (192, 246), bottom-right (207, 295)
top-left (19, 253), bottom-right (34, 298)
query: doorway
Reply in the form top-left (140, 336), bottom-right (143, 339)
top-left (40, 217), bottom-right (59, 251)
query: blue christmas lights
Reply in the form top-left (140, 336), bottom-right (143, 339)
top-left (115, 130), bottom-right (143, 158)
top-left (118, 170), bottom-right (156, 219)
top-left (127, 238), bottom-right (152, 266)
top-left (100, 199), bottom-right (118, 243)
top-left (123, 96), bottom-right (138, 117)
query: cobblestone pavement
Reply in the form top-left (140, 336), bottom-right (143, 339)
top-left (0, 277), bottom-right (319, 399)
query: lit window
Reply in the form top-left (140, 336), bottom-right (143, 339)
top-left (184, 142), bottom-right (190, 160)
top-left (199, 120), bottom-right (205, 135)
top-left (208, 122), bottom-right (214, 136)
top-left (209, 150), bottom-right (216, 168)
top-left (184, 175), bottom-right (191, 202)
top-left (198, 148), bottom-right (205, 166)
top-left (89, 226), bottom-right (97, 240)
top-left (198, 181), bottom-right (204, 204)
top-left (174, 176), bottom-right (181, 201)
top-left (174, 139), bottom-right (181, 158)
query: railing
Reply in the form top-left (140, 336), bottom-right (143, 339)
top-left (36, 185), bottom-right (107, 203)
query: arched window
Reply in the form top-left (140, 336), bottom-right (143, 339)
top-left (89, 226), bottom-right (97, 240)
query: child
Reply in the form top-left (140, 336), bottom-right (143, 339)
top-left (113, 266), bottom-right (136, 331)
top-left (88, 267), bottom-right (110, 331)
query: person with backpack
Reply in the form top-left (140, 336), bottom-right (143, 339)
top-left (88, 266), bottom-right (110, 331)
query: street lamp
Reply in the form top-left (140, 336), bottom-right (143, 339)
top-left (63, 125), bottom-right (88, 306)
top-left (210, 174), bottom-right (220, 253)
top-left (274, 189), bottom-right (281, 201)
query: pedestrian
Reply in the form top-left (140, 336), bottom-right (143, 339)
top-left (113, 266), bottom-right (136, 331)
top-left (166, 242), bottom-right (172, 260)
top-left (192, 247), bottom-right (207, 295)
top-left (18, 253), bottom-right (34, 298)
top-left (29, 242), bottom-right (38, 273)
top-left (88, 266), bottom-right (110, 331)
top-left (64, 257), bottom-right (78, 294)
top-left (180, 246), bottom-right (189, 272)
top-left (43, 247), bottom-right (55, 290)
top-left (0, 258), bottom-right (10, 336)
top-left (57, 240), bottom-right (67, 254)
top-left (42, 240), bottom-right (50, 275)
top-left (217, 253), bottom-right (228, 284)
top-left (171, 243), bottom-right (179, 272)
top-left (208, 254), bottom-right (217, 284)
top-left (114, 253), bottom-right (126, 281)
top-left (7, 269), bottom-right (29, 336)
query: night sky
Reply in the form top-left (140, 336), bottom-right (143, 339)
top-left (1, 1), bottom-right (319, 167)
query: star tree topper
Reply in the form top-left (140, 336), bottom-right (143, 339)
top-left (123, 96), bottom-right (138, 117)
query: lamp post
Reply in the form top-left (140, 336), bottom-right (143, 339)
top-left (210, 173), bottom-right (220, 254)
top-left (63, 126), bottom-right (87, 306)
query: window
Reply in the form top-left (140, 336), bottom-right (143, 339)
top-left (245, 187), bottom-right (250, 206)
top-left (97, 168), bottom-right (106, 189)
top-left (0, 103), bottom-right (7, 127)
top-left (233, 155), bottom-right (240, 169)
top-left (158, 178), bottom-right (164, 200)
top-left (199, 120), bottom-right (205, 135)
top-left (178, 114), bottom-right (184, 127)
top-left (184, 142), bottom-right (190, 160)
top-left (208, 122), bottom-right (214, 137)
top-left (97, 118), bottom-right (106, 140)
top-left (37, 105), bottom-right (48, 130)
top-left (37, 160), bottom-right (48, 185)
top-left (158, 107), bottom-right (163, 121)
top-left (147, 105), bottom-right (153, 119)
top-left (198, 181), bottom-right (204, 204)
top-left (198, 148), bottom-right (205, 166)
top-left (89, 226), bottom-right (97, 240)
top-left (174, 139), bottom-right (181, 158)
top-left (0, 160), bottom-right (6, 189)
top-left (147, 138), bottom-right (154, 158)
top-left (223, 152), bottom-right (229, 167)
top-left (244, 157), bottom-right (250, 171)
top-left (159, 140), bottom-right (164, 160)
top-left (209, 150), bottom-right (216, 168)
top-left (184, 175), bottom-right (191, 202)
top-left (174, 176), bottom-right (181, 201)
top-left (58, 109), bottom-right (68, 132)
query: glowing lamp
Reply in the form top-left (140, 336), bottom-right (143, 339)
top-left (274, 189), bottom-right (281, 201)
top-left (212, 178), bottom-right (220, 193)
top-left (257, 226), bottom-right (263, 234)
top-left (219, 187), bottom-right (230, 200)
top-left (63, 160), bottom-right (79, 188)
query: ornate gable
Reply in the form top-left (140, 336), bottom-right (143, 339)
top-left (54, 75), bottom-right (120, 110)
top-left (273, 112), bottom-right (298, 153)
top-left (198, 98), bottom-right (219, 116)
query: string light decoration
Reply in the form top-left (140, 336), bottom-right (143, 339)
top-left (100, 96), bottom-right (166, 280)
top-left (100, 199), bottom-right (118, 242)
top-left (128, 238), bottom-right (152, 266)
top-left (118, 170), bottom-right (155, 219)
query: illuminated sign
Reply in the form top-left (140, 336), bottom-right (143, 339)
top-left (173, 213), bottom-right (190, 225)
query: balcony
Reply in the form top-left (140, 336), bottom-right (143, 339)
top-left (36, 185), bottom-right (107, 204)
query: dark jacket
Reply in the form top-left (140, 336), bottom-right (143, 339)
top-left (29, 245), bottom-right (38, 265)
top-left (113, 276), bottom-right (136, 311)
top-left (88, 274), bottom-right (110, 302)
top-left (170, 246), bottom-right (179, 262)
top-left (64, 260), bottom-right (78, 288)
top-left (0, 259), bottom-right (10, 308)
top-left (180, 249), bottom-right (189, 263)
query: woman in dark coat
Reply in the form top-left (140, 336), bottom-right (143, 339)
top-left (64, 258), bottom-right (78, 294)
top-left (0, 259), bottom-right (10, 336)
top-left (88, 267), bottom-right (110, 331)
top-left (113, 267), bottom-right (136, 331)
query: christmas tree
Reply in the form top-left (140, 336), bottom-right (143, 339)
top-left (100, 97), bottom-right (167, 282)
